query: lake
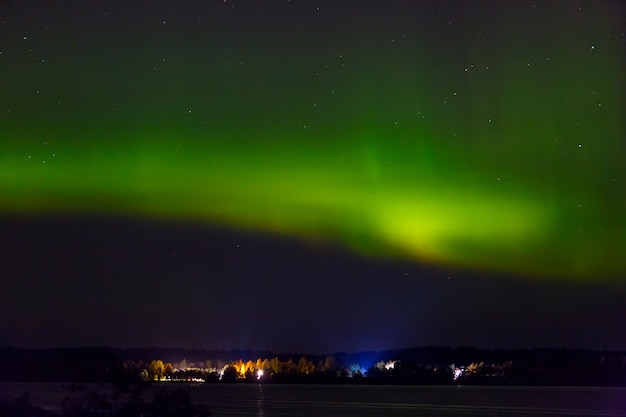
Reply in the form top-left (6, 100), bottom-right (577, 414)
top-left (1, 382), bottom-right (625, 416)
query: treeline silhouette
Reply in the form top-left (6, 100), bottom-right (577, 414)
top-left (0, 346), bottom-right (624, 386)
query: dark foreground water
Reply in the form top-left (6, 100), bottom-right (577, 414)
top-left (2, 382), bottom-right (625, 416)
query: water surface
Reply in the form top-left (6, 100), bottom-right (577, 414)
top-left (2, 382), bottom-right (624, 416)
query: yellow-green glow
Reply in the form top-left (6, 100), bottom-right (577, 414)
top-left (4, 134), bottom-right (619, 281)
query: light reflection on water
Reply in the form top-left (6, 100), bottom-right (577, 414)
top-left (2, 382), bottom-right (625, 417)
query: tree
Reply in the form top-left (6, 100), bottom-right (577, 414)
top-left (261, 358), bottom-right (271, 374)
top-left (222, 365), bottom-right (238, 382)
top-left (468, 361), bottom-right (485, 375)
top-left (285, 359), bottom-right (294, 374)
top-left (269, 357), bottom-right (281, 375)
top-left (164, 362), bottom-right (174, 379)
top-left (148, 360), bottom-right (165, 381)
top-left (140, 369), bottom-right (150, 381)
top-left (320, 356), bottom-right (338, 373)
top-left (298, 357), bottom-right (314, 374)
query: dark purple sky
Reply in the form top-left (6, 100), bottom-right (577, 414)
top-left (1, 215), bottom-right (624, 353)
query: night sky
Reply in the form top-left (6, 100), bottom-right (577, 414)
top-left (1, 1), bottom-right (625, 353)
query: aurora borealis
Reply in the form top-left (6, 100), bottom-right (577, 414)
top-left (1, 1), bottom-right (625, 351)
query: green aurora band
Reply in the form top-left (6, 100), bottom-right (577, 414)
top-left (1, 125), bottom-right (624, 281)
top-left (1, 2), bottom-right (624, 281)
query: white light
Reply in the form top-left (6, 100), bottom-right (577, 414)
top-left (257, 369), bottom-right (264, 379)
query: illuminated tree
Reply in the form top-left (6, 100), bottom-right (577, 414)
top-left (298, 356), bottom-right (315, 374)
top-left (269, 357), bottom-right (281, 375)
top-left (140, 368), bottom-right (150, 381)
top-left (261, 358), bottom-right (271, 373)
top-left (246, 360), bottom-right (255, 375)
top-left (285, 359), bottom-right (294, 374)
top-left (320, 356), bottom-right (338, 372)
top-left (164, 362), bottom-right (174, 379)
top-left (232, 359), bottom-right (245, 378)
top-left (468, 361), bottom-right (485, 375)
top-left (148, 360), bottom-right (165, 381)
